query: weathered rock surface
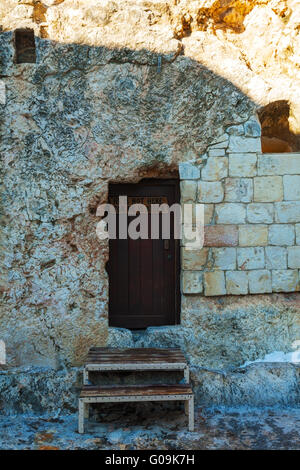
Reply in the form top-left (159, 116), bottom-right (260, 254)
top-left (0, 1), bottom-right (300, 369)
top-left (0, 366), bottom-right (81, 414)
top-left (0, 406), bottom-right (300, 450)
top-left (0, 361), bottom-right (298, 416)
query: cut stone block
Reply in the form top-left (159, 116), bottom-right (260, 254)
top-left (179, 162), bottom-right (200, 180)
top-left (227, 124), bottom-right (244, 135)
top-left (248, 270), bottom-right (272, 293)
top-left (180, 181), bottom-right (197, 202)
top-left (272, 270), bottom-right (299, 292)
top-left (254, 176), bottom-right (283, 202)
top-left (182, 247), bottom-right (209, 270)
top-left (204, 225), bottom-right (238, 247)
top-left (228, 135), bottom-right (261, 153)
top-left (247, 203), bottom-right (274, 224)
top-left (208, 148), bottom-right (226, 157)
top-left (268, 224), bottom-right (295, 246)
top-left (225, 178), bottom-right (253, 202)
top-left (182, 271), bottom-right (203, 294)
top-left (237, 247), bottom-right (265, 270)
top-left (228, 153), bottom-right (257, 177)
top-left (204, 271), bottom-right (226, 296)
top-left (226, 270), bottom-right (248, 295)
top-left (296, 224), bottom-right (300, 245)
top-left (265, 247), bottom-right (287, 269)
top-left (283, 175), bottom-right (300, 201)
top-left (201, 157), bottom-right (228, 181)
top-left (239, 225), bottom-right (268, 246)
top-left (258, 154), bottom-right (300, 176)
top-left (287, 246), bottom-right (300, 269)
top-left (204, 204), bottom-right (214, 225)
top-left (244, 120), bottom-right (261, 137)
top-left (209, 134), bottom-right (229, 149)
top-left (215, 203), bottom-right (246, 224)
top-left (275, 202), bottom-right (300, 223)
top-left (198, 181), bottom-right (224, 203)
top-left (212, 247), bottom-right (236, 270)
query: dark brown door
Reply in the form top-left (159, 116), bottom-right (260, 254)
top-left (108, 179), bottom-right (180, 329)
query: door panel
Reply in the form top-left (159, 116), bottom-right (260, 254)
top-left (108, 179), bottom-right (180, 329)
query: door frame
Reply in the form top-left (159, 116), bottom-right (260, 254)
top-left (108, 178), bottom-right (181, 328)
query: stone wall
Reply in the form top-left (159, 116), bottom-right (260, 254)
top-left (0, 0), bottom-right (299, 371)
top-left (181, 122), bottom-right (300, 297)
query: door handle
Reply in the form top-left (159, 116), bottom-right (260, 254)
top-left (164, 240), bottom-right (170, 250)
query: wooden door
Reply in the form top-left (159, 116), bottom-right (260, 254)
top-left (108, 179), bottom-right (180, 329)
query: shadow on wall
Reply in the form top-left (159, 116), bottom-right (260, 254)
top-left (1, 27), bottom-right (300, 368)
top-left (258, 100), bottom-right (300, 153)
top-left (3, 28), bottom-right (300, 158)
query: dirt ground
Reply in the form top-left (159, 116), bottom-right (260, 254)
top-left (0, 405), bottom-right (299, 450)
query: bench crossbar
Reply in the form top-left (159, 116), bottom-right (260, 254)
top-left (78, 394), bottom-right (194, 433)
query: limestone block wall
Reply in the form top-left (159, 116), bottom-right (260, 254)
top-left (180, 119), bottom-right (300, 297)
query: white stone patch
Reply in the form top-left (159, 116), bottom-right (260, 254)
top-left (240, 349), bottom-right (300, 367)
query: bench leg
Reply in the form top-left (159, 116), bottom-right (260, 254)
top-left (188, 396), bottom-right (194, 432)
top-left (83, 368), bottom-right (89, 385)
top-left (78, 399), bottom-right (85, 434)
top-left (184, 401), bottom-right (188, 415)
top-left (184, 367), bottom-right (189, 383)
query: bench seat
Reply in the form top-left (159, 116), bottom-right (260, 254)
top-left (80, 384), bottom-right (193, 397)
top-left (78, 383), bottom-right (194, 432)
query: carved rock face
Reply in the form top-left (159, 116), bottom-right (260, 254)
top-left (0, 1), bottom-right (299, 368)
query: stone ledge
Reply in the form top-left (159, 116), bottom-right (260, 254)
top-left (0, 362), bottom-right (298, 413)
top-left (191, 363), bottom-right (300, 406)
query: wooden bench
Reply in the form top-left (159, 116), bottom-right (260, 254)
top-left (83, 347), bottom-right (190, 383)
top-left (79, 347), bottom-right (194, 433)
top-left (78, 384), bottom-right (194, 433)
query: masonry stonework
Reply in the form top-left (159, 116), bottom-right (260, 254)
top-left (181, 124), bottom-right (300, 297)
top-left (0, 1), bottom-right (300, 376)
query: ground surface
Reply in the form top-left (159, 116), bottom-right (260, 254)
top-left (0, 405), bottom-right (299, 450)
